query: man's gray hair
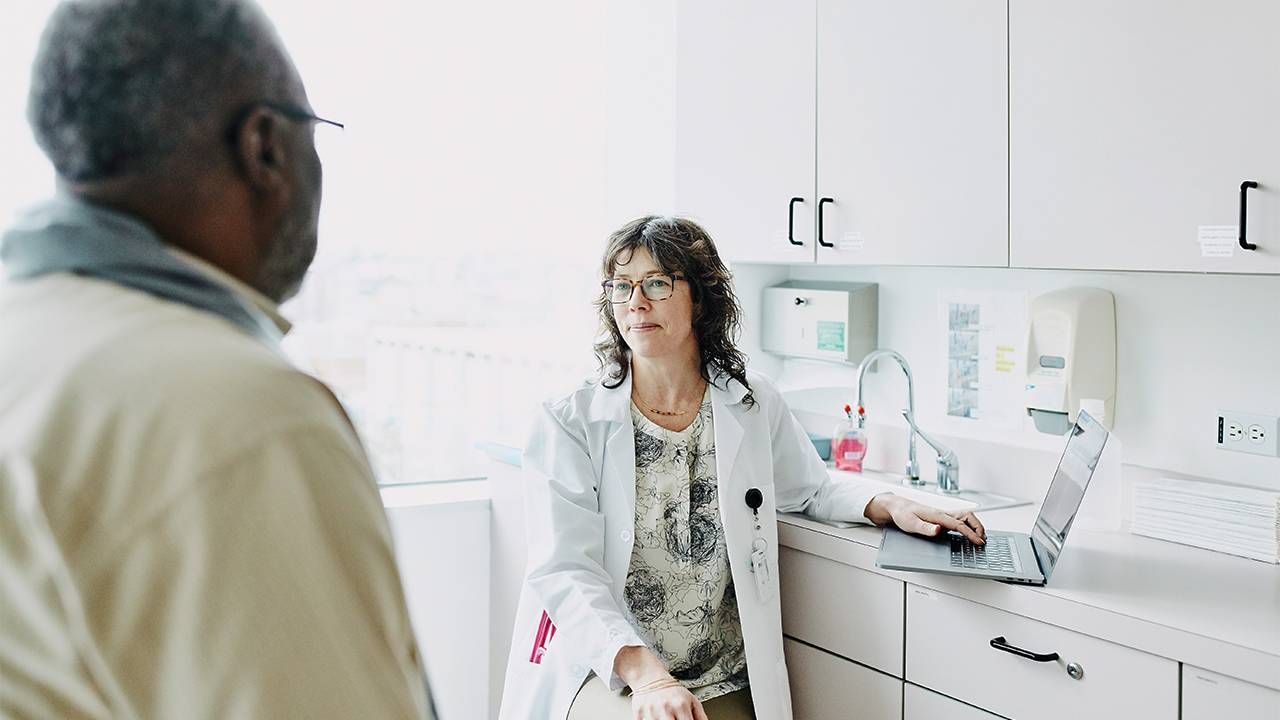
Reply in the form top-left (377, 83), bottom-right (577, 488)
top-left (28, 0), bottom-right (287, 182)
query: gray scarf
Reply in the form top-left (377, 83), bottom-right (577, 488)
top-left (1, 195), bottom-right (282, 347)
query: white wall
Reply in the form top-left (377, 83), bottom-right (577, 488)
top-left (745, 264), bottom-right (1280, 502)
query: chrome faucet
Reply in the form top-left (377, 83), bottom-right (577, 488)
top-left (855, 349), bottom-right (960, 493)
top-left (903, 409), bottom-right (961, 494)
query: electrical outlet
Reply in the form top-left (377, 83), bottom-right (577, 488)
top-left (1227, 422), bottom-right (1244, 441)
top-left (1216, 411), bottom-right (1280, 457)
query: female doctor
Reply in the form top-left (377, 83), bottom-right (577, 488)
top-left (500, 217), bottom-right (985, 720)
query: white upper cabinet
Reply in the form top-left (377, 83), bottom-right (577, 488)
top-left (1010, 0), bottom-right (1280, 273)
top-left (675, 0), bottom-right (816, 264)
top-left (815, 0), bottom-right (1010, 267)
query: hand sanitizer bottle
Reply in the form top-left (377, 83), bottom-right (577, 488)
top-left (832, 404), bottom-right (868, 472)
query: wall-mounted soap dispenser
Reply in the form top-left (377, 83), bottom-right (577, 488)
top-left (1025, 287), bottom-right (1116, 434)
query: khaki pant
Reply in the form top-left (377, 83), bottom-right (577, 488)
top-left (568, 674), bottom-right (756, 720)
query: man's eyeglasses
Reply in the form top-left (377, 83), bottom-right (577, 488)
top-left (602, 274), bottom-right (684, 304)
top-left (257, 101), bottom-right (344, 129)
top-left (225, 101), bottom-right (344, 143)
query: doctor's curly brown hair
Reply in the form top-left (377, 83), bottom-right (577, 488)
top-left (593, 216), bottom-right (755, 408)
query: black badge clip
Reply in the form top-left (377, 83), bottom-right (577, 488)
top-left (744, 487), bottom-right (763, 518)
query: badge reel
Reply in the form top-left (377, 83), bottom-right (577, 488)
top-left (744, 488), bottom-right (774, 602)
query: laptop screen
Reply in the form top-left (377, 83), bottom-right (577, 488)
top-left (1030, 410), bottom-right (1109, 581)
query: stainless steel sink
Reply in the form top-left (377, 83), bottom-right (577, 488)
top-left (825, 467), bottom-right (1032, 515)
top-left (918, 486), bottom-right (1031, 512)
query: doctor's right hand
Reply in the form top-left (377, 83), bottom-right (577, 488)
top-left (616, 646), bottom-right (707, 720)
top-left (629, 678), bottom-right (707, 720)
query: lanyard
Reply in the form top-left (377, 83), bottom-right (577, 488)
top-left (744, 487), bottom-right (774, 602)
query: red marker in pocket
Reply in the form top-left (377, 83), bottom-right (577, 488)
top-left (529, 609), bottom-right (556, 664)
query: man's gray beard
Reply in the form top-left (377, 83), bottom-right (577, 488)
top-left (254, 204), bottom-right (317, 304)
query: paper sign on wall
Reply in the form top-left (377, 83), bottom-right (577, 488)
top-left (938, 289), bottom-right (1029, 432)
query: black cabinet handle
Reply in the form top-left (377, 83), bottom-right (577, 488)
top-left (990, 636), bottom-right (1060, 662)
top-left (1240, 181), bottom-right (1259, 251)
top-left (818, 197), bottom-right (834, 247)
top-left (788, 197), bottom-right (804, 246)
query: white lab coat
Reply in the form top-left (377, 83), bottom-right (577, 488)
top-left (499, 367), bottom-right (888, 720)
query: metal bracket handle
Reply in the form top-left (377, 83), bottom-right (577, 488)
top-left (990, 636), bottom-right (1059, 662)
top-left (788, 197), bottom-right (805, 246)
top-left (1239, 181), bottom-right (1259, 250)
top-left (818, 197), bottom-right (834, 247)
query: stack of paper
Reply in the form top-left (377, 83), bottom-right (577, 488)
top-left (1131, 477), bottom-right (1280, 563)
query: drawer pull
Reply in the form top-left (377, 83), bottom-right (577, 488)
top-left (989, 636), bottom-right (1059, 663)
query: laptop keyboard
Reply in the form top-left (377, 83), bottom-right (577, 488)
top-left (950, 534), bottom-right (1018, 573)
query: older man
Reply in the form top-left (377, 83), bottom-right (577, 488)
top-left (0, 1), bottom-right (432, 717)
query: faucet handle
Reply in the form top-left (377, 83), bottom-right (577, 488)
top-left (937, 457), bottom-right (961, 494)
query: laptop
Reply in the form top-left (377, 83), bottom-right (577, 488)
top-left (876, 409), bottom-right (1109, 586)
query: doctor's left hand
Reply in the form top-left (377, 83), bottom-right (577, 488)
top-left (865, 493), bottom-right (986, 545)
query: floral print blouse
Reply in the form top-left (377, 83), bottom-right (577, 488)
top-left (623, 389), bottom-right (748, 701)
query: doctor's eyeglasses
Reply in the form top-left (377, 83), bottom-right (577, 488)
top-left (602, 274), bottom-right (685, 304)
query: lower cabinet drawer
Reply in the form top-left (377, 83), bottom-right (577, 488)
top-left (784, 637), bottom-right (902, 720)
top-left (1182, 665), bottom-right (1280, 720)
top-left (779, 545), bottom-right (905, 676)
top-left (904, 683), bottom-right (1003, 720)
top-left (905, 584), bottom-right (1178, 720)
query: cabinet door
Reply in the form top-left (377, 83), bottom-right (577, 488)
top-left (815, 0), bottom-right (1009, 267)
top-left (785, 638), bottom-right (903, 720)
top-left (1010, 0), bottom-right (1280, 273)
top-left (904, 684), bottom-right (1004, 720)
top-left (1182, 665), bottom-right (1280, 720)
top-left (675, 0), bottom-right (817, 264)
top-left (778, 546), bottom-right (905, 676)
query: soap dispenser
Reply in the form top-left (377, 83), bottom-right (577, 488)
top-left (1025, 287), bottom-right (1116, 434)
top-left (832, 404), bottom-right (868, 472)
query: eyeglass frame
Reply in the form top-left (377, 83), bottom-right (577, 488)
top-left (224, 101), bottom-right (344, 145)
top-left (601, 273), bottom-right (686, 304)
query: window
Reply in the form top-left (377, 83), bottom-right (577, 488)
top-left (2, 1), bottom-right (669, 484)
top-left (0, 3), bottom-right (57, 230)
top-left (265, 1), bottom-right (613, 482)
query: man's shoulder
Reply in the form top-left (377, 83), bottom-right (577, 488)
top-left (3, 274), bottom-right (348, 447)
top-left (104, 325), bottom-right (345, 445)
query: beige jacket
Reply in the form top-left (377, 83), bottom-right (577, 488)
top-left (0, 253), bottom-right (431, 719)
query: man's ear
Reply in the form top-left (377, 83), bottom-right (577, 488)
top-left (231, 108), bottom-right (291, 200)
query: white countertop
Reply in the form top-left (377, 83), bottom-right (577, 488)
top-left (778, 497), bottom-right (1280, 690)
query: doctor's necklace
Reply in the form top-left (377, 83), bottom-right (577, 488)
top-left (640, 402), bottom-right (695, 417)
top-left (633, 382), bottom-right (705, 417)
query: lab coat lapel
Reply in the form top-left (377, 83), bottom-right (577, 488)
top-left (589, 373), bottom-right (636, 519)
top-left (710, 374), bottom-right (748, 504)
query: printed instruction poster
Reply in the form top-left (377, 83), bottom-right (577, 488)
top-left (939, 289), bottom-right (1028, 431)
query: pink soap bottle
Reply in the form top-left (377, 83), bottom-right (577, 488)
top-left (832, 404), bottom-right (868, 472)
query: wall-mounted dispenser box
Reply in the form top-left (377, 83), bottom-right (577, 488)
top-left (1025, 287), bottom-right (1116, 434)
top-left (762, 281), bottom-right (877, 364)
